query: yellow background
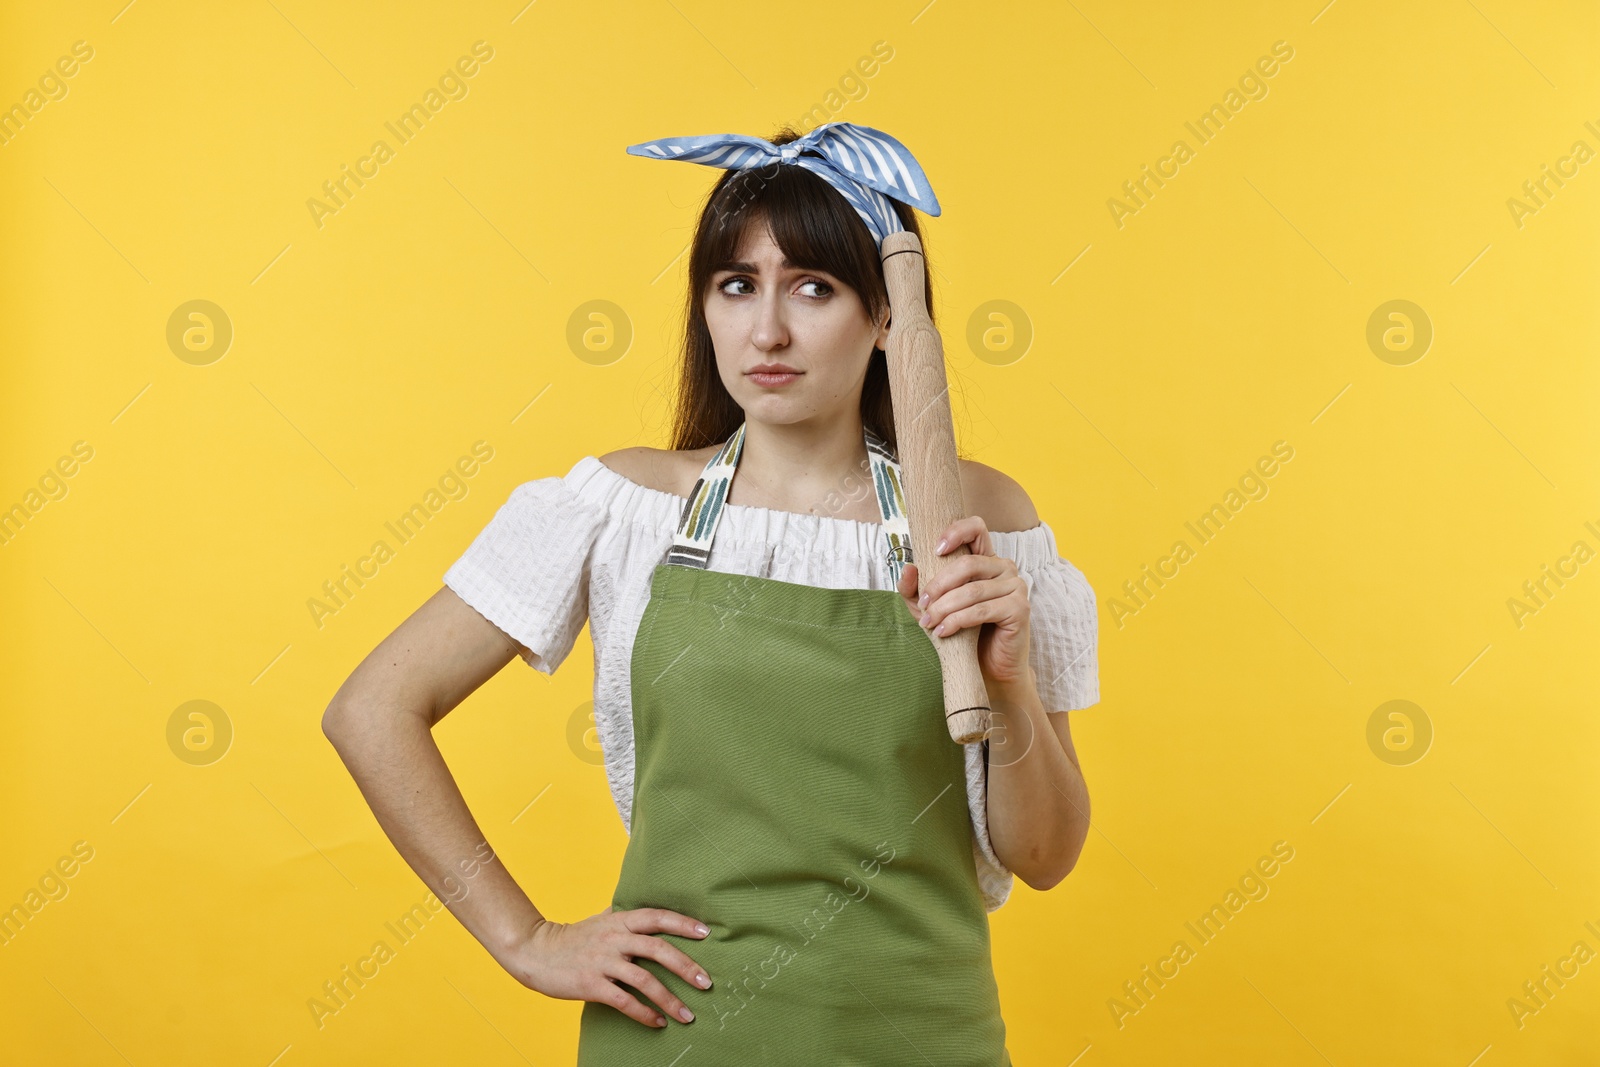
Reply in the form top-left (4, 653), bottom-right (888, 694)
top-left (3, 1), bottom-right (1597, 1063)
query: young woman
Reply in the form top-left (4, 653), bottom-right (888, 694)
top-left (323, 122), bottom-right (1097, 1065)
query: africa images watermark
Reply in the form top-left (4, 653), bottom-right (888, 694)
top-left (1107, 440), bottom-right (1296, 628)
top-left (702, 839), bottom-right (898, 1033)
top-left (706, 43), bottom-right (896, 241)
top-left (307, 441), bottom-right (495, 630)
top-left (1504, 518), bottom-right (1600, 630)
top-left (306, 40), bottom-right (495, 230)
top-left (0, 840), bottom-right (96, 948)
top-left (306, 891), bottom-right (447, 1029)
top-left (1505, 117), bottom-right (1600, 230)
top-left (1108, 839), bottom-right (1296, 1029)
top-left (792, 40), bottom-right (895, 134)
top-left (1107, 40), bottom-right (1296, 229)
top-left (0, 439), bottom-right (95, 548)
top-left (1505, 918), bottom-right (1600, 1031)
top-left (306, 839), bottom-right (496, 1030)
top-left (0, 39), bottom-right (95, 148)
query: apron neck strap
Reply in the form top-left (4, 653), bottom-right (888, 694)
top-left (665, 421), bottom-right (914, 585)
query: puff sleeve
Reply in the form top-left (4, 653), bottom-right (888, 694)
top-left (442, 475), bottom-right (605, 675)
top-left (993, 523), bottom-right (1100, 712)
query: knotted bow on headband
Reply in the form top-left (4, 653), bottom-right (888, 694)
top-left (625, 121), bottom-right (941, 248)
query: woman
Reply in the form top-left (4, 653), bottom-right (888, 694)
top-left (323, 121), bottom-right (1097, 1064)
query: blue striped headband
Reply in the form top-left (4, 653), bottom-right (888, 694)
top-left (625, 121), bottom-right (942, 247)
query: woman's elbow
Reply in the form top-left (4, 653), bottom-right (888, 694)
top-left (1017, 852), bottom-right (1080, 893)
top-left (322, 696), bottom-right (388, 752)
top-left (322, 691), bottom-right (434, 755)
top-left (321, 700), bottom-right (357, 751)
top-left (1016, 811), bottom-right (1090, 891)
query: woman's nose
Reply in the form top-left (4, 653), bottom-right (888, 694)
top-left (750, 295), bottom-right (789, 349)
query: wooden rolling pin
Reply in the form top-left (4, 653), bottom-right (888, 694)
top-left (880, 231), bottom-right (992, 745)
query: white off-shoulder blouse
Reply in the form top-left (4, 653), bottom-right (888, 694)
top-left (442, 454), bottom-right (1100, 912)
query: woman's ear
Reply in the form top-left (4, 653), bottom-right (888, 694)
top-left (874, 310), bottom-right (892, 350)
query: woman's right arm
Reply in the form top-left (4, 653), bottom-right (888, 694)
top-left (320, 585), bottom-right (714, 1029)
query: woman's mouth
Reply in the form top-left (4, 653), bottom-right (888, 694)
top-left (748, 371), bottom-right (802, 387)
top-left (747, 366), bottom-right (803, 387)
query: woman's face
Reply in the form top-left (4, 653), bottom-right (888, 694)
top-left (704, 222), bottom-right (889, 429)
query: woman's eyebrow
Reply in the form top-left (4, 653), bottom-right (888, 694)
top-left (711, 257), bottom-right (807, 274)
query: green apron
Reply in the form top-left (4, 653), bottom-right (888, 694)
top-left (577, 422), bottom-right (1011, 1065)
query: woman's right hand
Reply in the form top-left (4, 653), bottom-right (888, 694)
top-left (508, 906), bottom-right (714, 1028)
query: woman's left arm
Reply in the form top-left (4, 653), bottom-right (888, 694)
top-left (897, 513), bottom-right (1092, 891)
top-left (983, 663), bottom-right (1092, 891)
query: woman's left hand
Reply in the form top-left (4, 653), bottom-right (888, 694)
top-left (896, 515), bottom-right (1032, 690)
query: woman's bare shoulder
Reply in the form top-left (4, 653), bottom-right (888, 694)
top-left (597, 445), bottom-right (720, 499)
top-left (958, 458), bottom-right (1041, 534)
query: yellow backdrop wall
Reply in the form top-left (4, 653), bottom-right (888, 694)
top-left (2, 1), bottom-right (1596, 1063)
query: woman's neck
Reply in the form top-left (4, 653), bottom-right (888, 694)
top-left (727, 415), bottom-right (877, 521)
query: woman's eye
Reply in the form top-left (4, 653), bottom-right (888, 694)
top-left (716, 277), bottom-right (832, 297)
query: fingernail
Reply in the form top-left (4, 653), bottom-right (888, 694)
top-left (917, 593), bottom-right (928, 609)
top-left (679, 1006), bottom-right (695, 1022)
top-left (936, 539), bottom-right (947, 554)
top-left (694, 923), bottom-right (708, 936)
top-left (695, 972), bottom-right (711, 988)
top-left (919, 611), bottom-right (931, 627)
top-left (656, 1015), bottom-right (667, 1027)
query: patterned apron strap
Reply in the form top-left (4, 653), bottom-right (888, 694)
top-left (865, 425), bottom-right (914, 585)
top-left (664, 423), bottom-right (746, 570)
top-left (666, 421), bottom-right (915, 586)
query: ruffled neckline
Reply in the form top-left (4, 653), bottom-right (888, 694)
top-left (562, 455), bottom-right (1064, 571)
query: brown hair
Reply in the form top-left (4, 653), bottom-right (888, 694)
top-left (664, 126), bottom-right (937, 455)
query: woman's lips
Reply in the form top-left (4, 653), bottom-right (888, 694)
top-left (748, 371), bottom-right (802, 387)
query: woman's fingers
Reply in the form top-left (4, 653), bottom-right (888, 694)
top-left (626, 933), bottom-right (713, 992)
top-left (609, 907), bottom-right (712, 1026)
top-left (901, 517), bottom-right (1008, 623)
top-left (925, 593), bottom-right (1010, 637)
top-left (897, 561), bottom-right (921, 615)
top-left (917, 553), bottom-right (1011, 614)
top-left (586, 973), bottom-right (671, 1028)
top-left (514, 907), bottom-right (715, 1029)
top-left (621, 906), bottom-right (709, 941)
top-left (611, 960), bottom-right (699, 1025)
top-left (919, 576), bottom-right (1016, 635)
top-left (911, 518), bottom-right (1002, 609)
top-left (932, 515), bottom-right (993, 558)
